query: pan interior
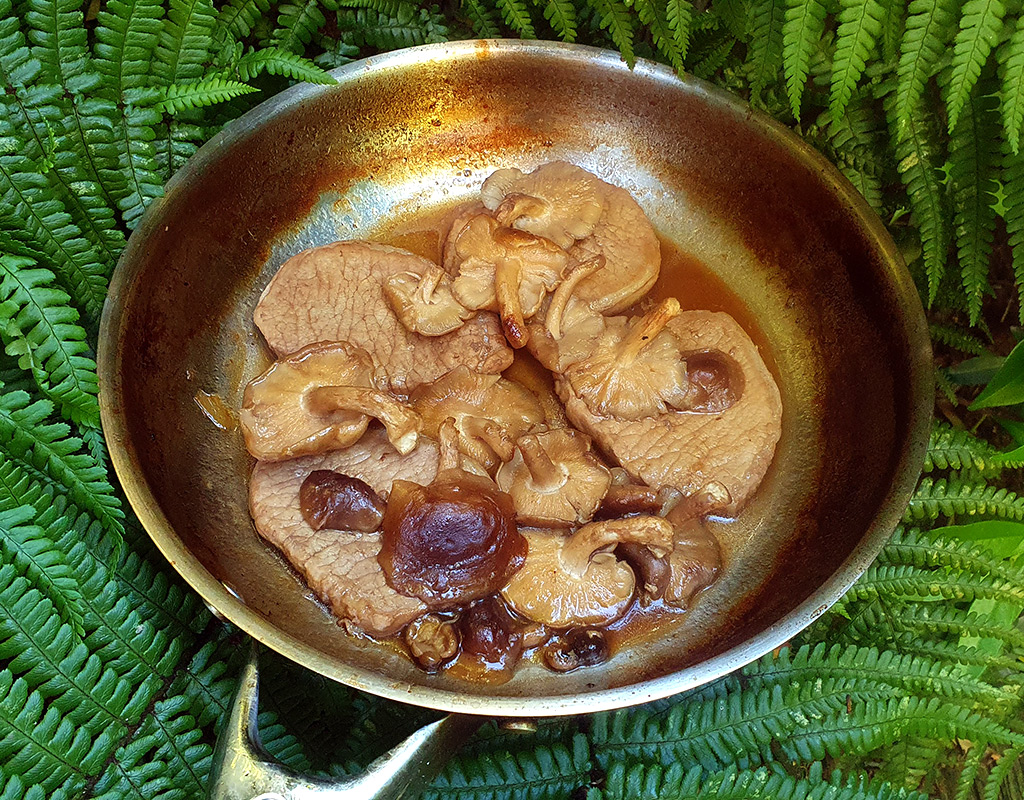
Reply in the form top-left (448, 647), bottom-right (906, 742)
top-left (102, 42), bottom-right (928, 713)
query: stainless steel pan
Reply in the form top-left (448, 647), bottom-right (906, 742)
top-left (98, 39), bottom-right (933, 799)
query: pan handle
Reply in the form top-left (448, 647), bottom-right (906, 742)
top-left (207, 646), bottom-right (484, 800)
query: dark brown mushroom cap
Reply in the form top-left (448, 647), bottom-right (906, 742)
top-left (379, 471), bottom-right (526, 609)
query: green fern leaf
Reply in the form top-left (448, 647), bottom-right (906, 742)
top-left (157, 76), bottom-right (259, 113)
top-left (0, 0), bottom-right (42, 88)
top-left (633, 0), bottom-right (682, 71)
top-left (495, 0), bottom-right (535, 37)
top-left (924, 421), bottom-right (1002, 474)
top-left (848, 562), bottom-right (1024, 605)
top-left (1000, 15), bottom-right (1024, 153)
top-left (1005, 134), bottom-right (1024, 322)
top-left (92, 0), bottom-right (165, 100)
top-left (947, 0), bottom-right (1007, 132)
top-left (928, 323), bottom-right (988, 355)
top-left (818, 90), bottom-right (886, 210)
top-left (747, 0), bottom-right (785, 102)
top-left (886, 89), bottom-right (949, 305)
top-left (0, 505), bottom-right (84, 636)
top-left (337, 5), bottom-right (449, 49)
top-left (592, 0), bottom-right (636, 66)
top-left (421, 734), bottom-right (591, 800)
top-left (153, 0), bottom-right (216, 85)
top-left (876, 0), bottom-right (902, 65)
top-left (782, 0), bottom-right (828, 119)
top-left (543, 0), bottom-right (577, 42)
top-left (0, 257), bottom-right (99, 429)
top-left (461, 0), bottom-right (501, 38)
top-left (895, 0), bottom-right (958, 135)
top-left (714, 0), bottom-right (748, 39)
top-left (24, 0), bottom-right (90, 91)
top-left (0, 388), bottom-right (123, 536)
top-left (830, 0), bottom-right (885, 118)
top-left (106, 107), bottom-right (165, 228)
top-left (665, 0), bottom-right (694, 63)
top-left (689, 28), bottom-right (739, 79)
top-left (233, 45), bottom-right (335, 83)
top-left (906, 477), bottom-right (1024, 522)
top-left (0, 156), bottom-right (108, 325)
top-left (215, 0), bottom-right (272, 42)
top-left (880, 527), bottom-right (1024, 592)
top-left (949, 76), bottom-right (1001, 324)
top-left (271, 0), bottom-right (325, 53)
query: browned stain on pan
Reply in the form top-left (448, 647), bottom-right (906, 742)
top-left (100, 42), bottom-right (930, 714)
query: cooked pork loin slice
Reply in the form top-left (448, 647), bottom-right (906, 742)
top-left (249, 427), bottom-right (439, 635)
top-left (558, 310), bottom-right (782, 516)
top-left (254, 241), bottom-right (513, 393)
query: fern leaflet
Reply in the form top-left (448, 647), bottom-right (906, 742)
top-left (271, 0), bottom-right (325, 53)
top-left (928, 323), bottom-right (988, 356)
top-left (906, 477), bottom-right (1024, 523)
top-left (214, 0), bottom-right (272, 43)
top-left (92, 0), bottom-right (165, 100)
top-left (894, 0), bottom-right (958, 139)
top-left (592, 0), bottom-right (635, 66)
top-left (946, 0), bottom-right (1007, 133)
top-left (924, 421), bottom-right (1001, 474)
top-left (1005, 133), bottom-right (1024, 322)
top-left (24, 0), bottom-right (90, 92)
top-left (1001, 14), bottom-right (1024, 153)
top-left (0, 257), bottom-right (99, 429)
top-left (830, 0), bottom-right (885, 118)
top-left (495, 0), bottom-right (535, 38)
top-left (543, 0), bottom-right (576, 42)
top-left (157, 76), bottom-right (259, 113)
top-left (153, 0), bottom-right (217, 85)
top-left (782, 0), bottom-right (828, 119)
top-left (461, 0), bottom-right (501, 38)
top-left (233, 45), bottom-right (335, 83)
top-left (747, 0), bottom-right (785, 103)
top-left (666, 0), bottom-right (694, 64)
top-left (949, 76), bottom-right (1001, 324)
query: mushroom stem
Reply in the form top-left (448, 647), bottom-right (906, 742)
top-left (495, 257), bottom-right (528, 348)
top-left (560, 516), bottom-right (674, 579)
top-left (545, 257), bottom-right (603, 340)
top-left (437, 417), bottom-right (461, 472)
top-left (307, 386), bottom-right (420, 455)
top-left (462, 415), bottom-right (515, 463)
top-left (517, 434), bottom-right (567, 493)
top-left (619, 298), bottom-right (682, 363)
top-left (417, 266), bottom-right (445, 304)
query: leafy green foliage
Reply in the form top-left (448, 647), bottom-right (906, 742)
top-left (1, 2), bottom-right (1024, 800)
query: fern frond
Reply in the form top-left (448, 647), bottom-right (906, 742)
top-left (925, 421), bottom-right (1002, 474)
top-left (153, 0), bottom-right (216, 85)
top-left (782, 0), bottom-right (828, 119)
top-left (690, 28), bottom-right (739, 79)
top-left (894, 0), bottom-right (958, 137)
top-left (0, 257), bottom-right (99, 429)
top-left (214, 0), bottom-right (272, 43)
top-left (747, 0), bottom-right (785, 103)
top-left (830, 0), bottom-right (885, 118)
top-left (106, 107), bottom-right (165, 228)
top-left (1004, 119), bottom-right (1024, 323)
top-left (590, 0), bottom-right (635, 66)
top-left (947, 0), bottom-right (1007, 132)
top-left (0, 505), bottom-right (84, 636)
top-left (24, 0), bottom-right (90, 91)
top-left (0, 155), bottom-right (108, 325)
top-left (0, 0), bottom-right (42, 89)
top-left (880, 527), bottom-right (1024, 592)
top-left (886, 89), bottom-right (950, 305)
top-left (461, 0), bottom-right (501, 38)
top-left (495, 0), bottom-right (535, 37)
top-left (950, 75), bottom-right (1001, 324)
top-left (421, 734), bottom-right (591, 800)
top-left (818, 90), bottom-right (886, 210)
top-left (894, 603), bottom-right (1024, 657)
top-left (270, 0), bottom-right (325, 53)
top-left (906, 477), bottom-right (1024, 523)
top-left (998, 14), bottom-right (1024, 154)
top-left (635, 0), bottom-right (683, 72)
top-left (0, 388), bottom-right (123, 536)
top-left (929, 323), bottom-right (988, 355)
top-left (543, 0), bottom-right (577, 42)
top-left (875, 736), bottom-right (946, 792)
top-left (714, 0), bottom-right (748, 40)
top-left (92, 0), bottom-right (165, 100)
top-left (157, 76), bottom-right (259, 113)
top-left (337, 4), bottom-right (449, 50)
top-left (847, 562), bottom-right (1024, 605)
top-left (233, 45), bottom-right (335, 83)
top-left (665, 0), bottom-right (695, 64)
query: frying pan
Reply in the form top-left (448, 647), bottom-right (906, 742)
top-left (97, 40), bottom-right (933, 799)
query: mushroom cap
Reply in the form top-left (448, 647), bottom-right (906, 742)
top-left (495, 429), bottom-right (611, 527)
top-left (448, 214), bottom-right (568, 315)
top-left (409, 366), bottom-right (545, 472)
top-left (379, 472), bottom-right (526, 609)
top-left (562, 300), bottom-right (691, 420)
top-left (664, 516), bottom-right (722, 608)
top-left (240, 341), bottom-right (376, 461)
top-left (383, 267), bottom-right (472, 336)
top-left (480, 162), bottom-right (605, 249)
top-left (558, 310), bottom-right (783, 516)
top-left (501, 529), bottom-right (635, 628)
